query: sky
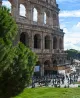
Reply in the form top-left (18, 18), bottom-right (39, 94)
top-left (56, 0), bottom-right (80, 50)
top-left (2, 0), bottom-right (80, 51)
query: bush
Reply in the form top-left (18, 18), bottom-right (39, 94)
top-left (0, 6), bottom-right (37, 98)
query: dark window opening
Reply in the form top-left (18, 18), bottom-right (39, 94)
top-left (20, 33), bottom-right (26, 45)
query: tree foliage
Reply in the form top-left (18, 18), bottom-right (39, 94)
top-left (0, 43), bottom-right (37, 98)
top-left (0, 6), bottom-right (17, 44)
top-left (0, 6), bottom-right (17, 75)
top-left (0, 6), bottom-right (37, 98)
top-left (66, 49), bottom-right (80, 60)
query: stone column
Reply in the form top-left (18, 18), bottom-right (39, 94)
top-left (62, 37), bottom-right (64, 49)
top-left (40, 64), bottom-right (44, 76)
top-left (40, 33), bottom-right (43, 50)
top-left (56, 13), bottom-right (60, 28)
top-left (38, 11), bottom-right (42, 25)
top-left (57, 37), bottom-right (59, 49)
top-left (41, 31), bottom-right (44, 55)
top-left (0, 0), bottom-right (2, 7)
top-left (11, 0), bottom-right (19, 19)
top-left (28, 31), bottom-right (33, 49)
top-left (53, 0), bottom-right (57, 6)
top-left (42, 33), bottom-right (45, 50)
top-left (26, 4), bottom-right (32, 24)
top-left (31, 31), bottom-right (34, 50)
top-left (50, 12), bottom-right (53, 27)
top-left (41, 12), bottom-right (44, 25)
top-left (46, 15), bottom-right (50, 26)
top-left (51, 34), bottom-right (53, 52)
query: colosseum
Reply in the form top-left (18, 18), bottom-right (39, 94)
top-left (1, 0), bottom-right (68, 76)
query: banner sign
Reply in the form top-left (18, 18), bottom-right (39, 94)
top-left (34, 66), bottom-right (40, 72)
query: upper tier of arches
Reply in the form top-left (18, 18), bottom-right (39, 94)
top-left (2, 0), bottom-right (59, 27)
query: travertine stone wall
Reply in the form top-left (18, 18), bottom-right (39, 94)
top-left (1, 0), bottom-right (67, 76)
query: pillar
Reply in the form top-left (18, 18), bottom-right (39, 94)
top-left (11, 0), bottom-right (19, 19)
top-left (0, 0), bottom-right (2, 7)
top-left (40, 64), bottom-right (44, 76)
top-left (32, 31), bottom-right (34, 50)
top-left (56, 13), bottom-right (60, 28)
top-left (26, 4), bottom-right (32, 24)
top-left (38, 11), bottom-right (42, 25)
top-left (57, 37), bottom-right (59, 49)
top-left (27, 31), bottom-right (32, 49)
top-left (62, 37), bottom-right (64, 49)
top-left (51, 34), bottom-right (53, 52)
top-left (49, 11), bottom-right (53, 27)
top-left (52, 0), bottom-right (56, 6)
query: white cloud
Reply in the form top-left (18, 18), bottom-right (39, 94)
top-left (59, 10), bottom-right (80, 17)
top-left (63, 22), bottom-right (80, 50)
top-left (76, 22), bottom-right (80, 28)
top-left (57, 0), bottom-right (79, 3)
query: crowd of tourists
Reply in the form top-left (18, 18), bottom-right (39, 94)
top-left (31, 73), bottom-right (78, 88)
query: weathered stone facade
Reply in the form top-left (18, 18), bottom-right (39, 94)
top-left (1, 0), bottom-right (67, 76)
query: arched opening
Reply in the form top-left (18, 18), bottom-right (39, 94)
top-left (44, 60), bottom-right (50, 67)
top-left (19, 4), bottom-right (26, 17)
top-left (44, 12), bottom-right (47, 24)
top-left (20, 32), bottom-right (26, 45)
top-left (59, 38), bottom-right (63, 49)
top-left (64, 60), bottom-right (65, 63)
top-left (44, 60), bottom-right (51, 75)
top-left (34, 34), bottom-right (41, 49)
top-left (53, 37), bottom-right (57, 49)
top-left (59, 59), bottom-right (62, 64)
top-left (2, 0), bottom-right (11, 13)
top-left (26, 33), bottom-right (29, 47)
top-left (52, 60), bottom-right (58, 74)
top-left (34, 61), bottom-right (41, 76)
top-left (33, 8), bottom-right (38, 22)
top-left (53, 60), bottom-right (57, 66)
top-left (45, 35), bottom-right (50, 49)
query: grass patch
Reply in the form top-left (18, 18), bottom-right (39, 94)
top-left (14, 87), bottom-right (80, 98)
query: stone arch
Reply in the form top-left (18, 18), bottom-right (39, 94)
top-left (19, 4), bottom-right (26, 17)
top-left (44, 9), bottom-right (50, 17)
top-left (64, 59), bottom-right (66, 63)
top-left (53, 60), bottom-right (57, 66)
top-left (33, 7), bottom-right (38, 22)
top-left (44, 60), bottom-right (50, 67)
top-left (43, 8), bottom-right (50, 24)
top-left (25, 33), bottom-right (29, 47)
top-left (34, 34), bottom-right (41, 49)
top-left (20, 32), bottom-right (26, 45)
top-left (2, 0), bottom-right (12, 13)
top-left (20, 32), bottom-right (29, 46)
top-left (45, 35), bottom-right (50, 49)
top-left (59, 38), bottom-right (63, 49)
top-left (53, 36), bottom-right (57, 49)
top-left (59, 59), bottom-right (62, 64)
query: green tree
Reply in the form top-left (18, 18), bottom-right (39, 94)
top-left (66, 49), bottom-right (79, 60)
top-left (0, 6), bottom-right (17, 75)
top-left (0, 43), bottom-right (37, 98)
top-left (0, 6), bottom-right (37, 98)
top-left (0, 6), bottom-right (17, 44)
